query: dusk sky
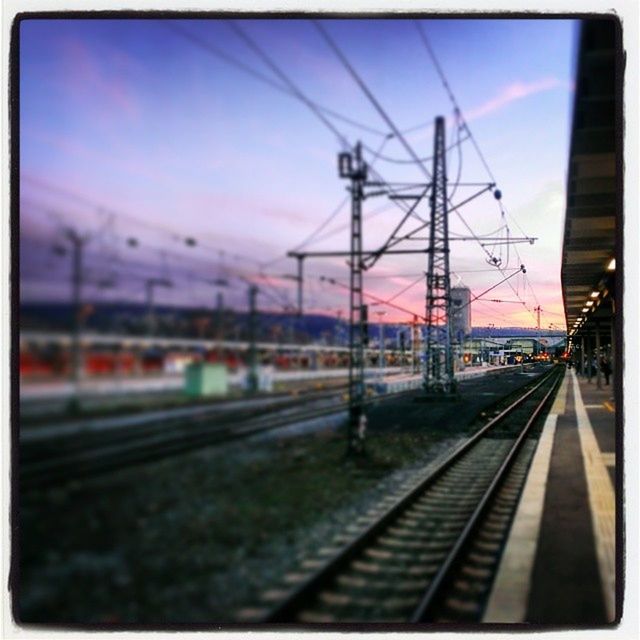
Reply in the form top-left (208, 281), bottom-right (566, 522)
top-left (19, 17), bottom-right (578, 328)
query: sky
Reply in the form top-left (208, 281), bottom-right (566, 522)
top-left (19, 17), bottom-right (578, 329)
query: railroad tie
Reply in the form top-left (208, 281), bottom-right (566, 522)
top-left (466, 551), bottom-right (495, 567)
top-left (260, 588), bottom-right (291, 603)
top-left (234, 607), bottom-right (270, 622)
top-left (337, 574), bottom-right (428, 592)
top-left (296, 610), bottom-right (337, 623)
top-left (443, 596), bottom-right (483, 618)
top-left (460, 564), bottom-right (493, 580)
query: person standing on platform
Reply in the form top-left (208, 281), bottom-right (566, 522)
top-left (600, 356), bottom-right (612, 385)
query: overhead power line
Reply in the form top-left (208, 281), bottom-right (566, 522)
top-left (261, 131), bottom-right (394, 268)
top-left (313, 20), bottom-right (432, 181)
top-left (414, 21), bottom-right (496, 184)
top-left (319, 275), bottom-right (425, 321)
top-left (413, 19), bottom-right (542, 319)
top-left (164, 21), bottom-right (389, 138)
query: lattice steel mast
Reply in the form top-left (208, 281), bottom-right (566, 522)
top-left (424, 116), bottom-right (455, 393)
top-left (339, 142), bottom-right (368, 453)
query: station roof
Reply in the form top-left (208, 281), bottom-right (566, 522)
top-left (561, 19), bottom-right (619, 344)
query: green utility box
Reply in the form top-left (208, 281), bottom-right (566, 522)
top-left (184, 363), bottom-right (228, 397)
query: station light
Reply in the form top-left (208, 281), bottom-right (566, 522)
top-left (607, 258), bottom-right (616, 272)
top-left (586, 300), bottom-right (594, 307)
top-left (590, 291), bottom-right (599, 298)
top-left (581, 307), bottom-right (589, 313)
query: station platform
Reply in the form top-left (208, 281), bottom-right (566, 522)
top-left (484, 368), bottom-right (617, 624)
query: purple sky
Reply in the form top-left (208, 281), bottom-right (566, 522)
top-left (19, 17), bottom-right (577, 328)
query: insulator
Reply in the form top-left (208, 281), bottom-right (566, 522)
top-left (494, 189), bottom-right (502, 200)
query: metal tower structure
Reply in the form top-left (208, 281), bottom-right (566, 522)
top-left (424, 116), bottom-right (455, 393)
top-left (247, 284), bottom-right (259, 393)
top-left (339, 142), bottom-right (368, 453)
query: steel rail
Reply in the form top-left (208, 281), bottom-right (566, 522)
top-left (262, 366), bottom-right (560, 622)
top-left (409, 371), bottom-right (562, 621)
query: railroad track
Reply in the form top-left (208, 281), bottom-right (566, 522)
top-left (19, 365), bottom-right (549, 493)
top-left (253, 365), bottom-right (563, 624)
top-left (19, 388), bottom-right (349, 490)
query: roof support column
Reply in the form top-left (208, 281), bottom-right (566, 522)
top-left (595, 320), bottom-right (602, 389)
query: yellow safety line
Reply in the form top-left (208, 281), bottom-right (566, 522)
top-left (601, 453), bottom-right (616, 467)
top-left (550, 369), bottom-right (569, 415)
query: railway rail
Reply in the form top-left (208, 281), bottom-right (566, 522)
top-left (258, 365), bottom-right (563, 624)
top-left (19, 364), bottom-right (549, 495)
top-left (19, 386), bottom-right (347, 490)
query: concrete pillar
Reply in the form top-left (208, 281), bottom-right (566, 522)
top-left (580, 335), bottom-right (586, 376)
top-left (587, 330), bottom-right (593, 383)
top-left (610, 298), bottom-right (616, 391)
top-left (595, 321), bottom-right (602, 389)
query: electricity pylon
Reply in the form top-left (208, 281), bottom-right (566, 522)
top-left (338, 142), bottom-right (368, 453)
top-left (424, 116), bottom-right (455, 394)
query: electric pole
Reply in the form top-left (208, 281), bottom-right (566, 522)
top-left (66, 229), bottom-right (87, 412)
top-left (247, 284), bottom-right (259, 393)
top-left (424, 116), bottom-right (455, 394)
top-left (411, 315), bottom-right (420, 374)
top-left (216, 291), bottom-right (224, 339)
top-left (296, 255), bottom-right (304, 320)
top-left (145, 278), bottom-right (172, 337)
top-left (534, 305), bottom-right (542, 357)
top-left (375, 310), bottom-right (387, 383)
top-left (282, 257), bottom-right (305, 343)
top-left (339, 142), bottom-right (368, 454)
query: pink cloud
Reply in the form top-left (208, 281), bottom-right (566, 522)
top-left (58, 36), bottom-right (141, 120)
top-left (24, 127), bottom-right (183, 189)
top-left (262, 206), bottom-right (314, 226)
top-left (466, 77), bottom-right (563, 122)
top-left (406, 76), bottom-right (566, 139)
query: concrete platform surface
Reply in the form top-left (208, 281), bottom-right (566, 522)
top-left (485, 368), bottom-right (618, 625)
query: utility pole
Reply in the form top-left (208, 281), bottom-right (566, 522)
top-left (282, 259), bottom-right (305, 343)
top-left (66, 229), bottom-right (87, 412)
top-left (296, 255), bottom-right (304, 320)
top-left (397, 326), bottom-right (406, 371)
top-left (339, 142), bottom-right (368, 454)
top-left (411, 315), bottom-right (420, 373)
top-left (247, 284), bottom-right (259, 393)
top-left (424, 116), bottom-right (455, 394)
top-left (534, 305), bottom-right (542, 357)
top-left (334, 309), bottom-right (344, 346)
top-left (145, 278), bottom-right (172, 337)
top-left (216, 291), bottom-right (224, 340)
top-left (375, 310), bottom-right (387, 383)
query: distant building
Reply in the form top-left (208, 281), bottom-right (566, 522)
top-left (450, 287), bottom-right (471, 342)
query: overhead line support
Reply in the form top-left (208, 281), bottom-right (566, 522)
top-left (339, 142), bottom-right (368, 454)
top-left (424, 116), bottom-right (455, 394)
